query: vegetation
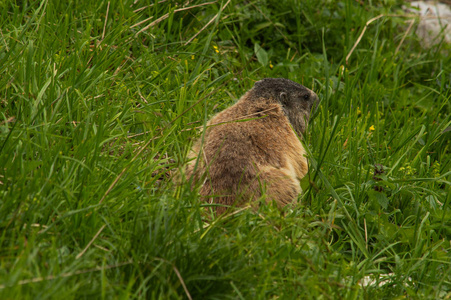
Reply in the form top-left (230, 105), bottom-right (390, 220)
top-left (0, 0), bottom-right (450, 298)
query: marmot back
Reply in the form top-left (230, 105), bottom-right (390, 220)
top-left (185, 78), bottom-right (319, 214)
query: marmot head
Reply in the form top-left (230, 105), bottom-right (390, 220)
top-left (249, 78), bottom-right (319, 135)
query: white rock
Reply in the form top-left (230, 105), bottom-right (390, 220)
top-left (405, 1), bottom-right (451, 47)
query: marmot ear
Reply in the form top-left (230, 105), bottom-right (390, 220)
top-left (279, 92), bottom-right (288, 104)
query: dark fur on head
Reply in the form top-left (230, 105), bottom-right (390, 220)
top-left (246, 78), bottom-right (319, 135)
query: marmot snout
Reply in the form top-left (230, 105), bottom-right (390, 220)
top-left (185, 78), bottom-right (319, 214)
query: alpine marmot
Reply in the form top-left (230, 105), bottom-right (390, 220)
top-left (185, 78), bottom-right (319, 214)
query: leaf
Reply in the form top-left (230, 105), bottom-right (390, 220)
top-left (368, 190), bottom-right (389, 210)
top-left (254, 43), bottom-right (269, 67)
top-left (254, 22), bottom-right (272, 32)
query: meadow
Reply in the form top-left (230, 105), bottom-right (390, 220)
top-left (0, 0), bottom-right (450, 298)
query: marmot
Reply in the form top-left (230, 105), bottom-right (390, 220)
top-left (185, 78), bottom-right (319, 214)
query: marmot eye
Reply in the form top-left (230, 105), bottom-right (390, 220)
top-left (303, 94), bottom-right (309, 100)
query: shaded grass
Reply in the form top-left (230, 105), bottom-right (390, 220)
top-left (0, 0), bottom-right (450, 298)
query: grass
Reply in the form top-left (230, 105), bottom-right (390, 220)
top-left (0, 0), bottom-right (450, 298)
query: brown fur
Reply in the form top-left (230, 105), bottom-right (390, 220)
top-left (185, 78), bottom-right (319, 214)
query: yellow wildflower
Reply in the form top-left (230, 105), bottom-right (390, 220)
top-left (369, 125), bottom-right (375, 131)
top-left (405, 165), bottom-right (415, 176)
top-left (191, 55), bottom-right (195, 60)
top-left (213, 45), bottom-right (219, 53)
top-left (399, 165), bottom-right (416, 176)
top-left (431, 161), bottom-right (441, 178)
top-left (269, 61), bottom-right (274, 69)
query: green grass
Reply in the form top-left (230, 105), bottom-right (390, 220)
top-left (0, 0), bottom-right (450, 298)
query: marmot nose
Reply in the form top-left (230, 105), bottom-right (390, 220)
top-left (311, 91), bottom-right (320, 111)
top-left (312, 92), bottom-right (319, 104)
